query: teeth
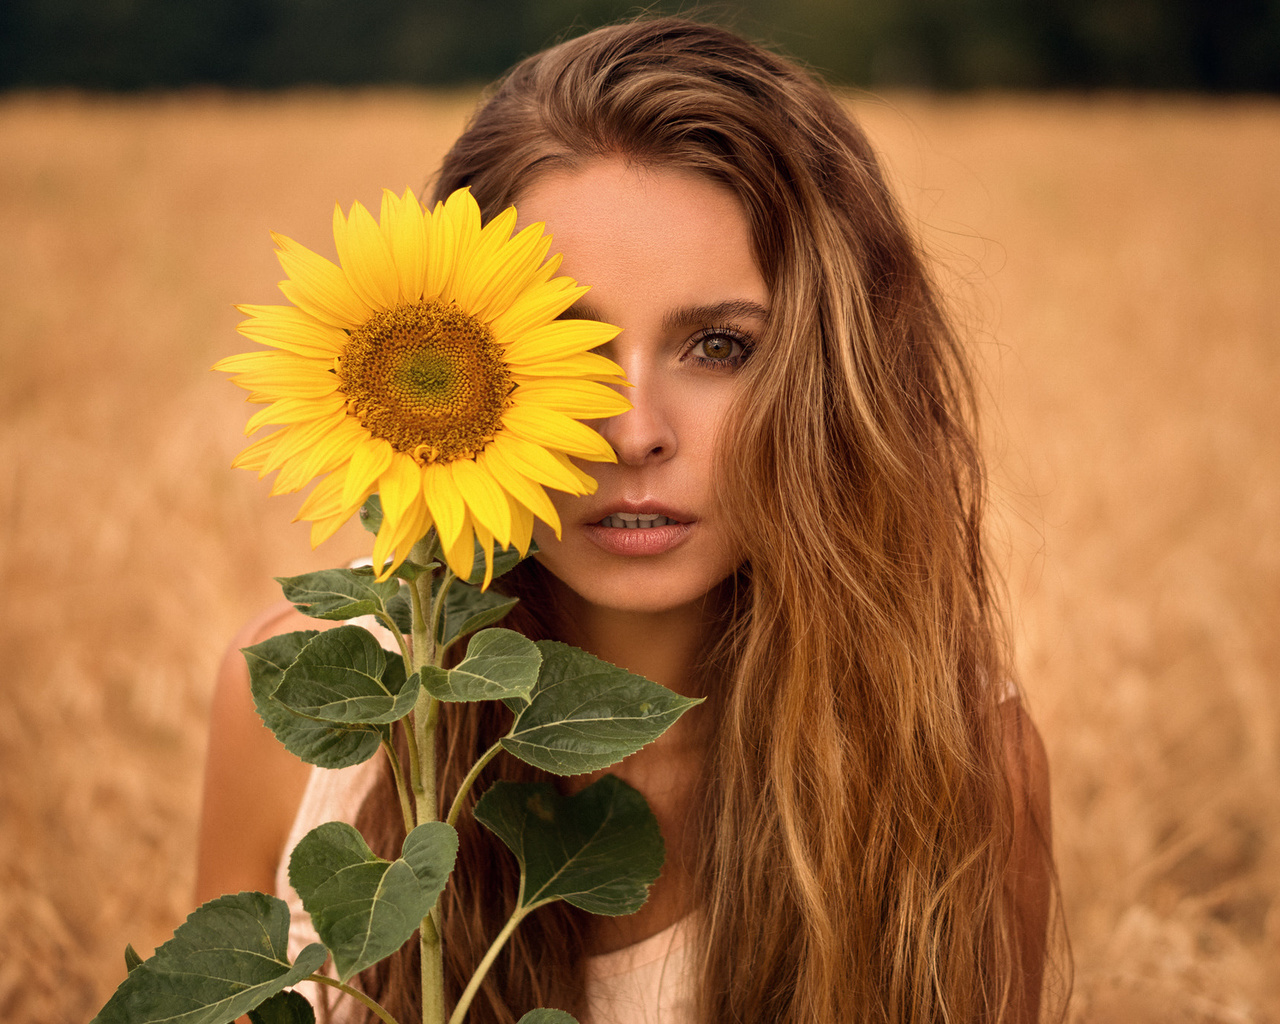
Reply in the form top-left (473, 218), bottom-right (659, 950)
top-left (600, 513), bottom-right (676, 529)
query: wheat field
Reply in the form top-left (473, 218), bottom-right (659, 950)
top-left (0, 89), bottom-right (1275, 1023)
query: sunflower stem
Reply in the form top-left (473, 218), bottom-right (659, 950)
top-left (445, 738), bottom-right (504, 830)
top-left (407, 534), bottom-right (446, 1024)
top-left (447, 884), bottom-right (530, 1024)
top-left (380, 736), bottom-right (415, 839)
top-left (306, 975), bottom-right (403, 1024)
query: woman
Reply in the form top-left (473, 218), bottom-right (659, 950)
top-left (199, 18), bottom-right (1058, 1024)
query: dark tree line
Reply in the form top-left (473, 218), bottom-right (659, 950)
top-left (2, 0), bottom-right (1277, 91)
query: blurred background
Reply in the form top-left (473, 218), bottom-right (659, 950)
top-left (3, 0), bottom-right (1280, 91)
top-left (1, 2), bottom-right (1277, 1022)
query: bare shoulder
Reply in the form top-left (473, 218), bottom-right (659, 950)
top-left (999, 698), bottom-right (1054, 1023)
top-left (1000, 698), bottom-right (1051, 832)
top-left (194, 601), bottom-right (333, 903)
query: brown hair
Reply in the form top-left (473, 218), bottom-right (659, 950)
top-left (354, 17), bottom-right (1058, 1023)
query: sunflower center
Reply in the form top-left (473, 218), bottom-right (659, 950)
top-left (338, 301), bottom-right (511, 464)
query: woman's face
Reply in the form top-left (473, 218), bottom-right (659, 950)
top-left (513, 158), bottom-right (768, 614)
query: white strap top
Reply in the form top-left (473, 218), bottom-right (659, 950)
top-left (274, 760), bottom-right (695, 1024)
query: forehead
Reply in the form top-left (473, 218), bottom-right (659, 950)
top-left (512, 158), bottom-right (764, 308)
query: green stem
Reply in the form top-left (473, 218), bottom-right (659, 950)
top-left (405, 535), bottom-right (447, 1024)
top-left (380, 736), bottom-right (415, 838)
top-left (446, 903), bottom-right (530, 1024)
top-left (445, 739), bottom-right (504, 830)
top-left (306, 974), bottom-right (402, 1024)
top-left (375, 610), bottom-right (413, 674)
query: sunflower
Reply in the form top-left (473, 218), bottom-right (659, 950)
top-left (216, 187), bottom-right (629, 585)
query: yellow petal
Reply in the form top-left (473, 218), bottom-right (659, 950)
top-left (341, 435), bottom-right (394, 509)
top-left (378, 451), bottom-right (424, 527)
top-left (380, 188), bottom-right (428, 302)
top-left (507, 494), bottom-right (535, 556)
top-left (333, 201), bottom-right (398, 310)
top-left (310, 509), bottom-right (352, 548)
top-left (245, 393), bottom-right (346, 436)
top-left (472, 520), bottom-right (496, 590)
top-left (463, 221), bottom-right (553, 322)
top-left (489, 276), bottom-right (587, 339)
top-left (449, 458), bottom-right (512, 548)
top-left (274, 232), bottom-right (374, 329)
top-left (488, 432), bottom-right (595, 494)
top-left (436, 188), bottom-right (481, 299)
top-left (512, 379), bottom-right (632, 418)
top-left (296, 471), bottom-right (350, 521)
top-left (235, 305), bottom-right (347, 358)
top-left (502, 318), bottom-right (623, 365)
top-left (231, 431), bottom-right (282, 473)
top-left (501, 405), bottom-right (617, 462)
top-left (451, 205), bottom-right (520, 315)
top-left (421, 462), bottom-right (465, 549)
top-left (551, 451), bottom-right (600, 492)
top-left (261, 414), bottom-right (357, 476)
top-left (477, 445), bottom-right (561, 537)
top-left (507, 352), bottom-right (631, 384)
top-left (441, 519), bottom-right (476, 581)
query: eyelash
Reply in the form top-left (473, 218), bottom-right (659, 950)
top-left (684, 326), bottom-right (753, 370)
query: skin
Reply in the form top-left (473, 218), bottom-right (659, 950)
top-left (197, 156), bottom-right (1052, 1017)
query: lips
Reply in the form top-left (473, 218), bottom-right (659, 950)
top-left (582, 502), bottom-right (694, 556)
top-left (597, 512), bottom-right (678, 529)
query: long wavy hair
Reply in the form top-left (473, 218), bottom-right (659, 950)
top-left (353, 17), bottom-right (1058, 1024)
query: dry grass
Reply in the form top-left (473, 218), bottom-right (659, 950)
top-left (0, 90), bottom-right (1275, 1023)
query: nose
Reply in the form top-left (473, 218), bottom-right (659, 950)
top-left (596, 361), bottom-right (676, 467)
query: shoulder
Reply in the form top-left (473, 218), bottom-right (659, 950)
top-left (196, 601), bottom-right (332, 903)
top-left (998, 698), bottom-right (1054, 1021)
top-left (999, 698), bottom-right (1051, 829)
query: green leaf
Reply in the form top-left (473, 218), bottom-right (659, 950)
top-left (440, 585), bottom-right (520, 648)
top-left (123, 944), bottom-right (143, 973)
top-left (390, 558), bottom-right (436, 582)
top-left (358, 494), bottom-right (383, 534)
top-left (243, 631), bottom-right (383, 769)
top-left (288, 820), bottom-right (458, 982)
top-left (500, 642), bottom-right (702, 775)
top-left (422, 629), bottom-right (542, 703)
top-left (276, 568), bottom-right (402, 622)
top-left (462, 537), bottom-right (533, 587)
top-left (248, 991), bottom-right (316, 1024)
top-left (517, 1011), bottom-right (579, 1024)
top-left (386, 589), bottom-right (413, 635)
top-left (92, 892), bottom-right (327, 1024)
top-left (274, 625), bottom-right (418, 725)
top-left (474, 776), bottom-right (663, 916)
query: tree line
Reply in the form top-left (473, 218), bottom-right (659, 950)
top-left (2, 0), bottom-right (1276, 91)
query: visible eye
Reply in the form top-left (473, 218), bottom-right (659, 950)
top-left (686, 327), bottom-right (751, 369)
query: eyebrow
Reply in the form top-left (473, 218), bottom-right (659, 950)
top-left (560, 299), bottom-right (770, 328)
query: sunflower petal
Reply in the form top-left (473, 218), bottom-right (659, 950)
top-left (274, 232), bottom-right (374, 329)
top-left (501, 405), bottom-right (618, 462)
top-left (511, 379), bottom-right (632, 418)
top-left (381, 188), bottom-right (428, 302)
top-left (341, 436), bottom-right (395, 510)
top-left (472, 519), bottom-right (497, 590)
top-left (477, 445), bottom-right (561, 538)
top-left (441, 520), bottom-right (476, 582)
top-left (489, 276), bottom-right (587, 339)
top-left (502, 317), bottom-right (621, 365)
top-left (449, 458), bottom-right (512, 548)
top-left (489, 432), bottom-right (596, 494)
top-left (334, 201), bottom-right (399, 310)
top-left (507, 494), bottom-right (535, 556)
top-left (421, 463), bottom-right (465, 549)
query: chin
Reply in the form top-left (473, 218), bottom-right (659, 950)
top-left (532, 546), bottom-right (738, 618)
